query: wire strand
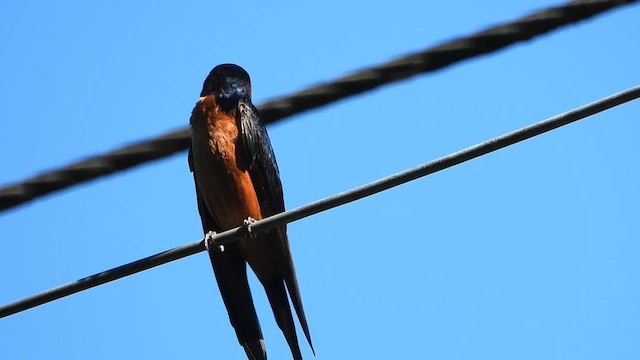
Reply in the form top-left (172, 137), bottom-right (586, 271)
top-left (0, 0), bottom-right (636, 213)
top-left (2, 84), bottom-right (638, 319)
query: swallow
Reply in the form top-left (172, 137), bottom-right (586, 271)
top-left (188, 64), bottom-right (314, 360)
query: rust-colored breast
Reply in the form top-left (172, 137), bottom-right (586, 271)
top-left (191, 96), bottom-right (263, 230)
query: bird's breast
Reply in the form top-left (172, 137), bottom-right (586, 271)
top-left (192, 96), bottom-right (263, 230)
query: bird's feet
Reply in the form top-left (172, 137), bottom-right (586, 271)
top-left (204, 230), bottom-right (224, 253)
top-left (243, 217), bottom-right (257, 243)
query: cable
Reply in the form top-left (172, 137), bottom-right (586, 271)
top-left (0, 241), bottom-right (203, 319)
top-left (0, 0), bottom-right (635, 213)
top-left (2, 84), bottom-right (638, 319)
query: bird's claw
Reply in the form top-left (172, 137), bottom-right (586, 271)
top-left (243, 217), bottom-right (257, 243)
top-left (204, 230), bottom-right (224, 253)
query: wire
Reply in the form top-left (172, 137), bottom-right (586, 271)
top-left (2, 84), bottom-right (638, 319)
top-left (0, 241), bottom-right (203, 319)
top-left (0, 0), bottom-right (635, 213)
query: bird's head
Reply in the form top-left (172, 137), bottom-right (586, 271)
top-left (201, 64), bottom-right (252, 111)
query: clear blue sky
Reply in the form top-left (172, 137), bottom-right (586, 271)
top-left (1, 1), bottom-right (639, 359)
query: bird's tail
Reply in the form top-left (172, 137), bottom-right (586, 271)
top-left (279, 232), bottom-right (315, 355)
top-left (208, 247), bottom-right (266, 360)
top-left (283, 260), bottom-right (315, 355)
top-left (262, 276), bottom-right (304, 360)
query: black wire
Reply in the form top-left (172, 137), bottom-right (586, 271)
top-left (2, 84), bottom-right (638, 319)
top-left (0, 0), bottom-right (635, 213)
top-left (0, 241), bottom-right (203, 319)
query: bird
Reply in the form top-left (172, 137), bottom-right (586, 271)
top-left (188, 63), bottom-right (314, 360)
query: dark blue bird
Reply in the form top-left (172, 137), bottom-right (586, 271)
top-left (188, 64), bottom-right (314, 360)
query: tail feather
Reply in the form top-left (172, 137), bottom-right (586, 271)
top-left (262, 277), bottom-right (303, 360)
top-left (242, 339), bottom-right (267, 360)
top-left (208, 247), bottom-right (264, 349)
top-left (283, 266), bottom-right (315, 355)
top-left (279, 231), bottom-right (315, 354)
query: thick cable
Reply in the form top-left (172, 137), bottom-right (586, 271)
top-left (2, 84), bottom-right (638, 319)
top-left (0, 0), bottom-right (635, 212)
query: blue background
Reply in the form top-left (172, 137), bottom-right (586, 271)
top-left (1, 1), bottom-right (639, 359)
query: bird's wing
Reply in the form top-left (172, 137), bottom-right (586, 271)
top-left (237, 99), bottom-right (284, 214)
top-left (236, 99), bottom-right (314, 356)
